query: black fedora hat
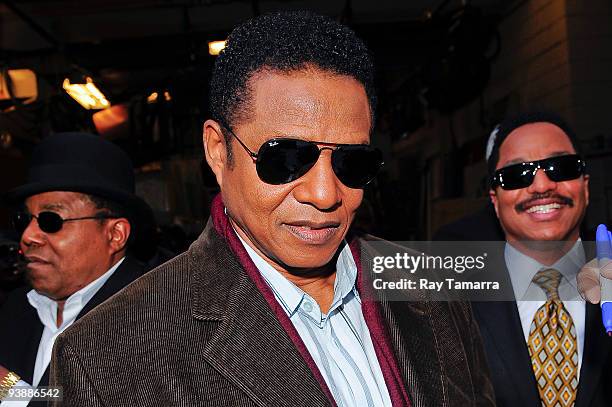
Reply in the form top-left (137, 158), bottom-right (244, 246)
top-left (4, 133), bottom-right (155, 251)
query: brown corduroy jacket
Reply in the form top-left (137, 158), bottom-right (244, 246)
top-left (50, 219), bottom-right (495, 406)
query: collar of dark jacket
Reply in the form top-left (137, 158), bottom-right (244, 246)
top-left (187, 213), bottom-right (244, 321)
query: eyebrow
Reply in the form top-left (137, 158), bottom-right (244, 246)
top-left (40, 203), bottom-right (67, 211)
top-left (502, 151), bottom-right (574, 166)
top-left (267, 128), bottom-right (370, 145)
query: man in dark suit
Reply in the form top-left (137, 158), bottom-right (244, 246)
top-left (473, 112), bottom-right (612, 407)
top-left (0, 133), bottom-right (150, 405)
top-left (50, 11), bottom-right (494, 407)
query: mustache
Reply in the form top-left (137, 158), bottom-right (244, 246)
top-left (515, 193), bottom-right (574, 212)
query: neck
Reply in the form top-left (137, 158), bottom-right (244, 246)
top-left (231, 219), bottom-right (338, 313)
top-left (50, 253), bottom-right (124, 327)
top-left (289, 271), bottom-right (337, 314)
top-left (508, 239), bottom-right (578, 266)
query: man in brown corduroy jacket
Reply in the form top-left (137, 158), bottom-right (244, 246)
top-left (50, 11), bottom-right (495, 407)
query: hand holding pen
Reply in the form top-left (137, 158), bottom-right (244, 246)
top-left (595, 224), bottom-right (612, 336)
top-left (577, 224), bottom-right (612, 336)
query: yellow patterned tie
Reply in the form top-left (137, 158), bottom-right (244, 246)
top-left (527, 269), bottom-right (578, 407)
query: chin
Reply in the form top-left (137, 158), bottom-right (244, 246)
top-left (283, 251), bottom-right (337, 270)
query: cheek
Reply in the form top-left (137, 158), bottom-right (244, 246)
top-left (53, 229), bottom-right (104, 265)
top-left (496, 191), bottom-right (518, 216)
top-left (496, 191), bottom-right (528, 231)
top-left (226, 179), bottom-right (294, 231)
top-left (343, 189), bottom-right (363, 217)
top-left (560, 182), bottom-right (588, 212)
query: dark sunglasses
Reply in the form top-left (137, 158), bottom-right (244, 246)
top-left (220, 121), bottom-right (384, 188)
top-left (11, 211), bottom-right (118, 234)
top-left (491, 154), bottom-right (586, 190)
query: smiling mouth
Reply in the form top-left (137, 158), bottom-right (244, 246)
top-left (525, 203), bottom-right (562, 214)
top-left (515, 194), bottom-right (574, 213)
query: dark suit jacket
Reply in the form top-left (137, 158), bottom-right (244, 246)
top-left (0, 256), bottom-right (145, 389)
top-left (50, 218), bottom-right (495, 406)
top-left (471, 251), bottom-right (612, 407)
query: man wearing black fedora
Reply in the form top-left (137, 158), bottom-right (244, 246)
top-left (0, 132), bottom-right (151, 405)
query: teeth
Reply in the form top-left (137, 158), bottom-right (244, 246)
top-left (526, 203), bottom-right (562, 214)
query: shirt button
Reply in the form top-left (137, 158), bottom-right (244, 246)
top-left (303, 301), bottom-right (313, 312)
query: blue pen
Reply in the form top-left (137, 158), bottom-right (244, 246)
top-left (595, 224), bottom-right (612, 336)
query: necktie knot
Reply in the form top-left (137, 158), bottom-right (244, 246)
top-left (532, 268), bottom-right (562, 301)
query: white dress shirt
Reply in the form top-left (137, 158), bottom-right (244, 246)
top-left (505, 241), bottom-right (586, 377)
top-left (237, 234), bottom-right (392, 407)
top-left (0, 257), bottom-right (124, 407)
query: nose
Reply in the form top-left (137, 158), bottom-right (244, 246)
top-left (527, 168), bottom-right (557, 194)
top-left (292, 149), bottom-right (342, 211)
top-left (20, 216), bottom-right (46, 249)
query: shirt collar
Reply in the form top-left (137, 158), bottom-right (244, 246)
top-left (505, 240), bottom-right (584, 300)
top-left (235, 232), bottom-right (358, 317)
top-left (27, 257), bottom-right (125, 330)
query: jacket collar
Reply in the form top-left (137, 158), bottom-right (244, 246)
top-left (186, 204), bottom-right (333, 406)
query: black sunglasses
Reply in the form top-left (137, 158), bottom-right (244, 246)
top-left (491, 154), bottom-right (586, 190)
top-left (11, 211), bottom-right (118, 234)
top-left (220, 121), bottom-right (384, 189)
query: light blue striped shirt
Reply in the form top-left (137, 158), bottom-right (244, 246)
top-left (238, 236), bottom-right (392, 407)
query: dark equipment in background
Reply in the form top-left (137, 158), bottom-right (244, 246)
top-left (422, 3), bottom-right (500, 114)
top-left (0, 232), bottom-right (26, 306)
top-left (383, 2), bottom-right (501, 143)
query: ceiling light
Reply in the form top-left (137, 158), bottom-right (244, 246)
top-left (147, 92), bottom-right (158, 104)
top-left (0, 69), bottom-right (37, 103)
top-left (63, 77), bottom-right (110, 110)
top-left (208, 40), bottom-right (226, 56)
top-left (146, 91), bottom-right (171, 104)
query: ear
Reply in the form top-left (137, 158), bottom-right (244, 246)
top-left (106, 218), bottom-right (131, 254)
top-left (203, 119), bottom-right (227, 188)
top-left (489, 188), bottom-right (500, 218)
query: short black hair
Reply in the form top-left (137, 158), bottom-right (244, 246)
top-left (209, 10), bottom-right (376, 161)
top-left (84, 194), bottom-right (133, 247)
top-left (487, 111), bottom-right (581, 178)
top-left (85, 194), bottom-right (128, 219)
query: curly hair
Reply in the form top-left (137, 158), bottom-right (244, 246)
top-left (209, 10), bottom-right (376, 162)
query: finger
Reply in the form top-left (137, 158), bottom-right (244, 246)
top-left (601, 257), bottom-right (612, 280)
top-left (577, 259), bottom-right (601, 304)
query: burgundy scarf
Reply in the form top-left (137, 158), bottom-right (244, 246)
top-left (211, 194), bottom-right (411, 406)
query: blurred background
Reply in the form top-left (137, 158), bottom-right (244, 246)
top-left (1, 0), bottom-right (611, 292)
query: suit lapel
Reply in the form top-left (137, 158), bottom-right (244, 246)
top-left (380, 300), bottom-right (444, 407)
top-left (574, 303), bottom-right (612, 407)
top-left (189, 221), bottom-right (331, 407)
top-left (472, 300), bottom-right (540, 406)
top-left (359, 239), bottom-right (443, 407)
